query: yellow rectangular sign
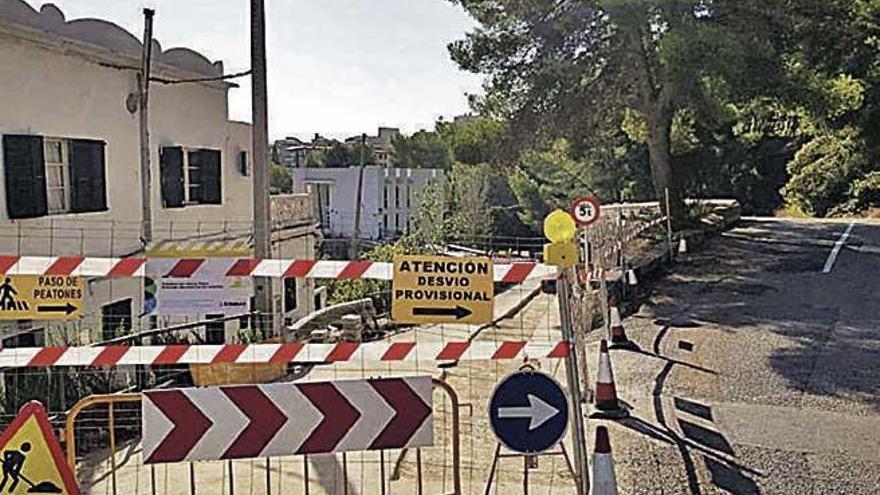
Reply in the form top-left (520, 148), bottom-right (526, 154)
top-left (392, 255), bottom-right (494, 325)
top-left (0, 275), bottom-right (83, 320)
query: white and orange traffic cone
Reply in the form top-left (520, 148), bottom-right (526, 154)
top-left (590, 425), bottom-right (619, 495)
top-left (592, 339), bottom-right (628, 418)
top-left (626, 268), bottom-right (638, 286)
top-left (607, 296), bottom-right (633, 348)
top-left (678, 237), bottom-right (688, 255)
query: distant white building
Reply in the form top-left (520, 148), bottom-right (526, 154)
top-left (0, 0), bottom-right (318, 347)
top-left (290, 167), bottom-right (442, 241)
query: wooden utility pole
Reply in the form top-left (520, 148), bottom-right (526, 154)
top-left (251, 0), bottom-right (274, 336)
top-left (139, 8), bottom-right (155, 244)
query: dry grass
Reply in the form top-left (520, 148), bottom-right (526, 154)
top-left (773, 205), bottom-right (812, 219)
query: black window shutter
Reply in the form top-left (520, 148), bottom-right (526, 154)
top-left (160, 146), bottom-right (184, 208)
top-left (186, 150), bottom-right (204, 204)
top-left (69, 139), bottom-right (108, 213)
top-left (201, 149), bottom-right (222, 204)
top-left (2, 135), bottom-right (47, 219)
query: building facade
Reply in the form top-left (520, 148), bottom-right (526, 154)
top-left (290, 166), bottom-right (441, 244)
top-left (345, 127), bottom-right (400, 167)
top-left (0, 0), bottom-right (317, 347)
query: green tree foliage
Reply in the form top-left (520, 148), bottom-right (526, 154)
top-left (436, 117), bottom-right (507, 165)
top-left (392, 130), bottom-right (453, 169)
top-left (408, 164), bottom-right (493, 246)
top-left (324, 142), bottom-right (376, 168)
top-left (269, 163), bottom-right (293, 194)
top-left (448, 0), bottom-right (796, 224)
top-left (782, 127), bottom-right (870, 216)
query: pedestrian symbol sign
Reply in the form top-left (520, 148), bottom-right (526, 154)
top-left (0, 276), bottom-right (82, 321)
top-left (0, 401), bottom-right (79, 494)
top-left (392, 256), bottom-right (494, 325)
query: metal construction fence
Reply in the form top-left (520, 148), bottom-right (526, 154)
top-left (0, 202), bottom-right (672, 495)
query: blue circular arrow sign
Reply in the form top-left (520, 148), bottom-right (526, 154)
top-left (489, 370), bottom-right (569, 454)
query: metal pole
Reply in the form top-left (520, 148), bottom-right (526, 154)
top-left (557, 268), bottom-right (589, 495)
top-left (665, 187), bottom-right (674, 260)
top-left (251, 0), bottom-right (274, 337)
top-left (109, 402), bottom-right (117, 495)
top-left (139, 8), bottom-right (155, 244)
top-left (350, 133), bottom-right (366, 259)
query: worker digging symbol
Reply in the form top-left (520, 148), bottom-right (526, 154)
top-left (0, 441), bottom-right (60, 493)
top-left (0, 279), bottom-right (28, 312)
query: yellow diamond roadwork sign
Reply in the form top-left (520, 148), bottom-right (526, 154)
top-left (0, 401), bottom-right (80, 494)
top-left (392, 256), bottom-right (494, 325)
top-left (0, 276), bottom-right (83, 320)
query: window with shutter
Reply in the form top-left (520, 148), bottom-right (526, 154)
top-left (186, 149), bottom-right (205, 204)
top-left (200, 149), bottom-right (222, 204)
top-left (162, 146), bottom-right (221, 207)
top-left (160, 146), bottom-right (184, 208)
top-left (69, 139), bottom-right (108, 213)
top-left (2, 135), bottom-right (48, 219)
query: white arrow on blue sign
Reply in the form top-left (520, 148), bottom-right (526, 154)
top-left (489, 371), bottom-right (569, 454)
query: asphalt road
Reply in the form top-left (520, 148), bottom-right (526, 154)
top-left (594, 217), bottom-right (880, 495)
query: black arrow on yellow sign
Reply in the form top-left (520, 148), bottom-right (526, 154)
top-left (413, 306), bottom-right (473, 320)
top-left (38, 303), bottom-right (77, 315)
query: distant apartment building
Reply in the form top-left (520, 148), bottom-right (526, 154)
top-left (0, 0), bottom-right (318, 347)
top-left (272, 133), bottom-right (334, 168)
top-left (290, 167), bottom-right (442, 242)
top-left (345, 127), bottom-right (400, 167)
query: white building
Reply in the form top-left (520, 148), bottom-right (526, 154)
top-left (290, 167), bottom-right (442, 242)
top-left (0, 0), bottom-right (317, 347)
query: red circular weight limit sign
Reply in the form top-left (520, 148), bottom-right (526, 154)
top-left (571, 196), bottom-right (601, 227)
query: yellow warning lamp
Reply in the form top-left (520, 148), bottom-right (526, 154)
top-left (542, 209), bottom-right (578, 267)
top-left (543, 209), bottom-right (577, 243)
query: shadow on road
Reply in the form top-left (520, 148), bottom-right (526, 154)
top-left (642, 219), bottom-right (880, 411)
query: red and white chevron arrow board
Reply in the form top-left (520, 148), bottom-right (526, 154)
top-left (0, 255), bottom-right (553, 282)
top-left (142, 376), bottom-right (433, 464)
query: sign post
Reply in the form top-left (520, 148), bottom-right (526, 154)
top-left (391, 255), bottom-right (494, 325)
top-left (542, 209), bottom-right (590, 495)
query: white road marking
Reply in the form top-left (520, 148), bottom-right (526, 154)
top-left (822, 222), bottom-right (856, 273)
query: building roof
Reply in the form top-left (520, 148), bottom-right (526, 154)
top-left (0, 0), bottom-right (228, 81)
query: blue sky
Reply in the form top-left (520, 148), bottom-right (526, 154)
top-left (25, 0), bottom-right (484, 139)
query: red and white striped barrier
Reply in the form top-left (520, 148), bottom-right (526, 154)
top-left (143, 376), bottom-right (432, 463)
top-left (0, 340), bottom-right (571, 368)
top-left (0, 255), bottom-right (554, 282)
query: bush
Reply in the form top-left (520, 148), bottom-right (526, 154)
top-left (781, 128), bottom-right (868, 216)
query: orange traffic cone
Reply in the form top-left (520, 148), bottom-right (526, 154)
top-left (590, 426), bottom-right (619, 495)
top-left (608, 296), bottom-right (631, 348)
top-left (592, 340), bottom-right (628, 418)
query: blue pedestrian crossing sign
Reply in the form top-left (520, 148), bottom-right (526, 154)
top-left (489, 370), bottom-right (569, 454)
